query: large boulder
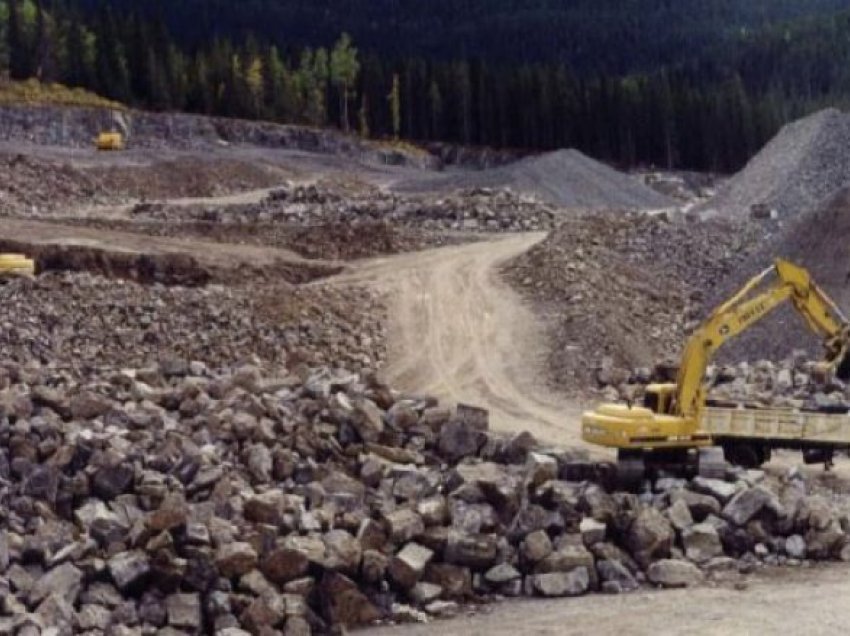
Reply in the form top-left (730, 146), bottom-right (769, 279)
top-left (682, 523), bottom-right (723, 563)
top-left (28, 563), bottom-right (83, 606)
top-left (596, 560), bottom-right (638, 593)
top-left (532, 569), bottom-right (590, 597)
top-left (438, 419), bottom-right (488, 462)
top-left (318, 572), bottom-right (381, 627)
top-left (669, 489), bottom-right (721, 521)
top-left (626, 507), bottom-right (674, 568)
top-left (444, 531), bottom-right (499, 570)
top-left (690, 477), bottom-right (737, 504)
top-left (647, 559), bottom-right (704, 588)
top-left (722, 486), bottom-right (782, 526)
top-left (389, 543), bottom-right (434, 590)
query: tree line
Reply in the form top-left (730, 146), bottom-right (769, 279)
top-left (5, 0), bottom-right (850, 172)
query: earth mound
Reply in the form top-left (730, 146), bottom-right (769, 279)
top-left (395, 148), bottom-right (675, 210)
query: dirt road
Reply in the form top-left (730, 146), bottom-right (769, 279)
top-left (361, 564), bottom-right (850, 636)
top-left (336, 232), bottom-right (586, 446)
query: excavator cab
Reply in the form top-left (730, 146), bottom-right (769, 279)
top-left (641, 383), bottom-right (678, 414)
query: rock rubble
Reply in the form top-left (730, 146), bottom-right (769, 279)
top-left (0, 272), bottom-right (385, 377)
top-left (132, 184), bottom-right (558, 235)
top-left (3, 362), bottom-right (850, 634)
top-left (599, 354), bottom-right (850, 413)
top-left (503, 212), bottom-right (762, 391)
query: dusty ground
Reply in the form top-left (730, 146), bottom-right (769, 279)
top-left (332, 233), bottom-right (587, 446)
top-left (360, 563), bottom-right (850, 636)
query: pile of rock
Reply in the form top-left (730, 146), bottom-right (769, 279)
top-left (394, 149), bottom-right (676, 210)
top-left (0, 272), bottom-right (385, 377)
top-left (3, 361), bottom-right (850, 634)
top-left (699, 108), bottom-right (850, 220)
top-left (503, 212), bottom-right (762, 391)
top-left (0, 153), bottom-right (109, 216)
top-left (598, 354), bottom-right (850, 413)
top-left (707, 357), bottom-right (850, 411)
top-left (131, 184), bottom-right (558, 234)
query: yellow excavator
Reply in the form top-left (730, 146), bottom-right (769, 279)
top-left (582, 259), bottom-right (850, 485)
top-left (0, 253), bottom-right (35, 277)
top-left (95, 132), bottom-right (125, 151)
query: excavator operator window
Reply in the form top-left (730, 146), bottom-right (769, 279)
top-left (643, 391), bottom-right (660, 413)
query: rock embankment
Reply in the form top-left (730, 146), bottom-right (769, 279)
top-left (0, 105), bottom-right (439, 170)
top-left (0, 272), bottom-right (385, 376)
top-left (503, 212), bottom-right (762, 390)
top-left (132, 184), bottom-right (558, 234)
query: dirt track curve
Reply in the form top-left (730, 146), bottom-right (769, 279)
top-left (333, 232), bottom-right (585, 446)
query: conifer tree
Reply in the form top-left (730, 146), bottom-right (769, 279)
top-left (330, 32), bottom-right (360, 132)
top-left (388, 73), bottom-right (401, 139)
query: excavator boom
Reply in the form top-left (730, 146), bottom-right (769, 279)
top-left (675, 259), bottom-right (850, 420)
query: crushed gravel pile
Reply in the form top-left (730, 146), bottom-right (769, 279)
top-left (0, 272), bottom-right (385, 377)
top-left (504, 213), bottom-right (762, 390)
top-left (394, 149), bottom-right (676, 210)
top-left (700, 108), bottom-right (850, 219)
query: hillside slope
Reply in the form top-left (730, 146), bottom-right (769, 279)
top-left (73, 0), bottom-right (850, 72)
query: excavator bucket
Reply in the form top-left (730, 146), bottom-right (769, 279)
top-left (837, 351), bottom-right (850, 381)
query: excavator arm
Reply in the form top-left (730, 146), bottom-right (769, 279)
top-left (675, 259), bottom-right (850, 419)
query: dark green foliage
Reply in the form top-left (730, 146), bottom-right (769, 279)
top-left (7, 0), bottom-right (850, 171)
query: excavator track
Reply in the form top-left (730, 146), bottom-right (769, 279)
top-left (616, 450), bottom-right (646, 490)
top-left (697, 446), bottom-right (726, 478)
top-left (615, 446), bottom-right (727, 491)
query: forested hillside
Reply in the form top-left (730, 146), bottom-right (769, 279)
top-left (71, 0), bottom-right (850, 73)
top-left (7, 0), bottom-right (850, 172)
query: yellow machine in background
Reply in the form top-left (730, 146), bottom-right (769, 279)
top-left (583, 259), bottom-right (850, 485)
top-left (95, 131), bottom-right (125, 151)
top-left (0, 253), bottom-right (35, 277)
